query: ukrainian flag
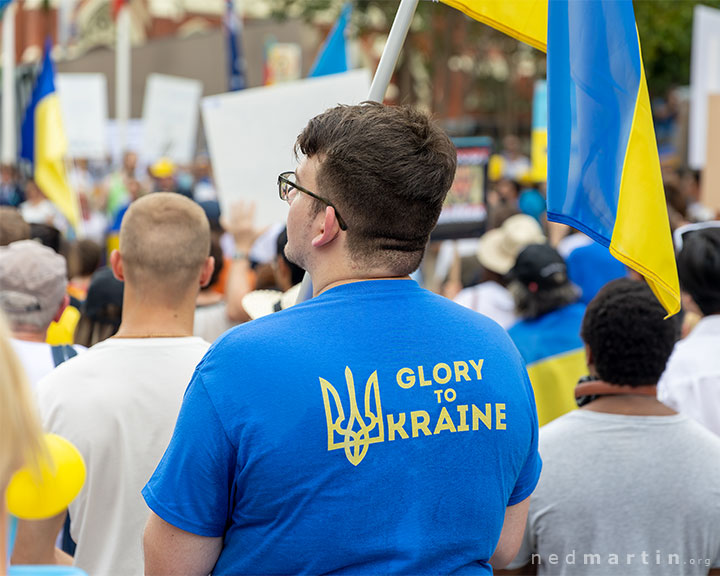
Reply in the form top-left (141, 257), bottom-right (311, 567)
top-left (441, 0), bottom-right (680, 316)
top-left (21, 41), bottom-right (79, 230)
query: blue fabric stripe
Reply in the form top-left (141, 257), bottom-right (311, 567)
top-left (546, 0), bottom-right (641, 245)
top-left (309, 3), bottom-right (351, 77)
top-left (20, 41), bottom-right (57, 166)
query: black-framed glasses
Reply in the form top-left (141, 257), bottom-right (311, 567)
top-left (277, 171), bottom-right (348, 231)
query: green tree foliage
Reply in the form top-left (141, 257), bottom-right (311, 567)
top-left (634, 0), bottom-right (720, 97)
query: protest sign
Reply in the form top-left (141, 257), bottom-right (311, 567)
top-left (689, 4), bottom-right (720, 169)
top-left (141, 74), bottom-right (203, 165)
top-left (701, 94), bottom-right (720, 214)
top-left (202, 69), bottom-right (371, 228)
top-left (433, 137), bottom-right (490, 240)
top-left (56, 74), bottom-right (108, 159)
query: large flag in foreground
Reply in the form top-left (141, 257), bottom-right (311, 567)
top-left (20, 42), bottom-right (78, 229)
top-left (441, 0), bottom-right (680, 316)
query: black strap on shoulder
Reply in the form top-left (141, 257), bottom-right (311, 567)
top-left (51, 344), bottom-right (78, 368)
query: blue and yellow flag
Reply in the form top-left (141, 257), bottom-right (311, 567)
top-left (441, 0), bottom-right (680, 316)
top-left (309, 3), bottom-right (352, 77)
top-left (20, 41), bottom-right (79, 230)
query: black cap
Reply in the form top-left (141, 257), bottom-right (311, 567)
top-left (509, 243), bottom-right (569, 292)
top-left (83, 267), bottom-right (124, 323)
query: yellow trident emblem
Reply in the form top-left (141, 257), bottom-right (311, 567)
top-left (320, 367), bottom-right (384, 466)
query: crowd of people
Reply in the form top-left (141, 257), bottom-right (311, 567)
top-left (1, 101), bottom-right (720, 576)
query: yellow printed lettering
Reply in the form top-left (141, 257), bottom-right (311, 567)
top-left (456, 405), bottom-right (470, 431)
top-left (411, 410), bottom-right (431, 437)
top-left (433, 407), bottom-right (457, 434)
top-left (418, 366), bottom-right (432, 386)
top-left (496, 403), bottom-right (506, 430)
top-left (387, 413), bottom-right (409, 441)
top-left (433, 390), bottom-right (443, 403)
top-left (472, 403), bottom-right (492, 430)
top-left (453, 361), bottom-right (470, 382)
top-left (469, 359), bottom-right (484, 380)
top-left (433, 363), bottom-right (452, 385)
top-left (444, 388), bottom-right (457, 403)
top-left (396, 368), bottom-right (415, 389)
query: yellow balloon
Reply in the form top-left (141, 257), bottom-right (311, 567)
top-left (5, 434), bottom-right (86, 520)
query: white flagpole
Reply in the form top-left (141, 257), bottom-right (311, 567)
top-left (367, 0), bottom-right (419, 102)
top-left (295, 0), bottom-right (420, 303)
top-left (115, 3), bottom-right (131, 158)
top-left (2, 1), bottom-right (17, 164)
top-left (58, 0), bottom-right (76, 54)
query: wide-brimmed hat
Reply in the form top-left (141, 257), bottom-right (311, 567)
top-left (242, 283), bottom-right (301, 320)
top-left (477, 214), bottom-right (545, 275)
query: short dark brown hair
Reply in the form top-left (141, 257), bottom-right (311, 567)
top-left (296, 103), bottom-right (457, 275)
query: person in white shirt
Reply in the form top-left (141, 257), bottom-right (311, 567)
top-left (453, 214), bottom-right (545, 329)
top-left (658, 226), bottom-right (720, 436)
top-left (12, 193), bottom-right (214, 576)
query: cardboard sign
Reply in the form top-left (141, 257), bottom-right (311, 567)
top-left (201, 69), bottom-right (371, 228)
top-left (141, 74), bottom-right (203, 165)
top-left (56, 74), bottom-right (108, 159)
top-left (689, 4), bottom-right (720, 169)
top-left (701, 93), bottom-right (720, 214)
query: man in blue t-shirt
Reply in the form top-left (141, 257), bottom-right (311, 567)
top-left (142, 103), bottom-right (542, 575)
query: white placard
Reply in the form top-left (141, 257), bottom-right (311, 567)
top-left (141, 74), bottom-right (203, 165)
top-left (106, 119), bottom-right (145, 171)
top-left (689, 5), bottom-right (720, 169)
top-left (56, 73), bottom-right (108, 159)
top-left (202, 69), bottom-right (372, 228)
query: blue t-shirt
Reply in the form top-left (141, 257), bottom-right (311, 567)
top-left (143, 279), bottom-right (542, 575)
top-left (566, 242), bottom-right (626, 305)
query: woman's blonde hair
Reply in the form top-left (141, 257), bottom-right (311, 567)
top-left (0, 310), bottom-right (45, 487)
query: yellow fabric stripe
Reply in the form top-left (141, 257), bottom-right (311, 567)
top-left (440, 0), bottom-right (547, 52)
top-left (35, 94), bottom-right (79, 229)
top-left (610, 46), bottom-right (680, 317)
top-left (526, 349), bottom-right (586, 427)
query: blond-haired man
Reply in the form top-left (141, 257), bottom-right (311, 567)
top-left (13, 193), bottom-right (213, 576)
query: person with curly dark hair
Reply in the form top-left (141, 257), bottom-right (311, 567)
top-left (507, 278), bottom-right (720, 575)
top-left (659, 226), bottom-right (720, 436)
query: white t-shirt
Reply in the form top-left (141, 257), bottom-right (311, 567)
top-left (658, 315), bottom-right (720, 437)
top-left (453, 281), bottom-right (517, 329)
top-left (193, 301), bottom-right (235, 344)
top-left (36, 336), bottom-right (210, 576)
top-left (19, 200), bottom-right (67, 233)
top-left (10, 339), bottom-right (85, 388)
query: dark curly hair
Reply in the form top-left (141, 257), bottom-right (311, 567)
top-left (677, 227), bottom-right (720, 316)
top-left (581, 278), bottom-right (679, 387)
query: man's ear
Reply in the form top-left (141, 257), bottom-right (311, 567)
top-left (52, 294), bottom-right (69, 323)
top-left (199, 256), bottom-right (215, 288)
top-left (311, 206), bottom-right (341, 248)
top-left (110, 249), bottom-right (125, 282)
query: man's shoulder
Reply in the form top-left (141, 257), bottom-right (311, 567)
top-left (38, 338), bottom-right (208, 396)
